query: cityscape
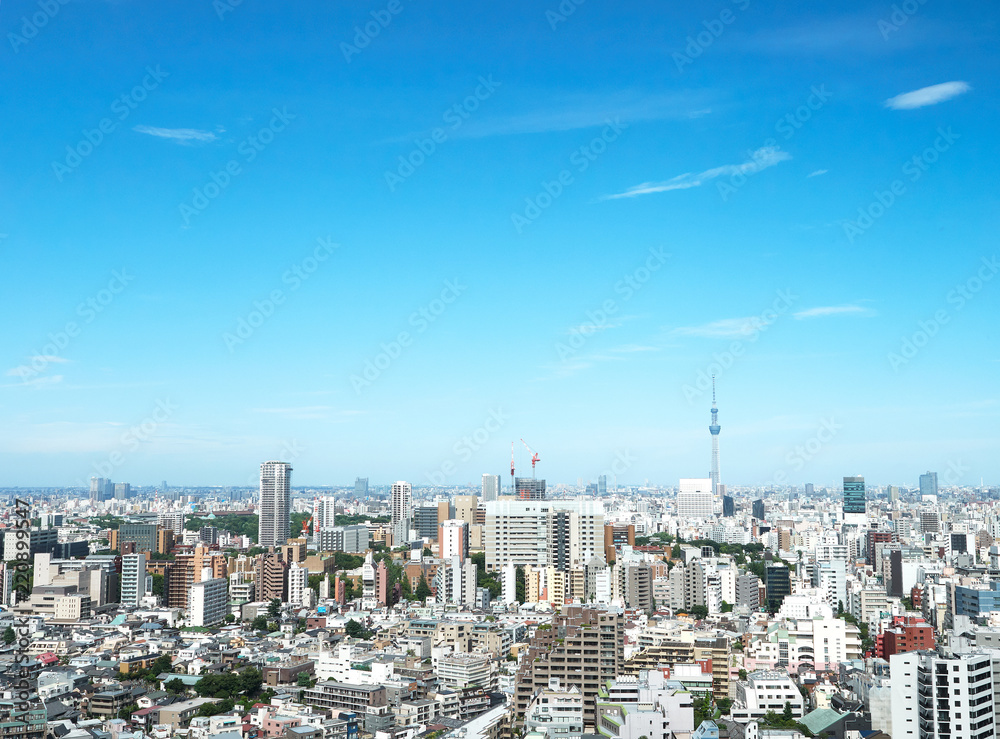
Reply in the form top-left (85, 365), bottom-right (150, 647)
top-left (2, 2), bottom-right (999, 739)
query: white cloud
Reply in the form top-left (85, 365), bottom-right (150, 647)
top-left (808, 169), bottom-right (828, 177)
top-left (670, 317), bottom-right (764, 339)
top-left (133, 125), bottom-right (218, 143)
top-left (793, 305), bottom-right (874, 319)
top-left (884, 81), bottom-right (971, 110)
top-left (604, 146), bottom-right (791, 199)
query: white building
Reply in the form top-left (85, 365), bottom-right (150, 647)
top-left (440, 519), bottom-right (469, 562)
top-left (732, 670), bottom-right (806, 723)
top-left (890, 650), bottom-right (996, 739)
top-left (596, 671), bottom-right (695, 739)
top-left (314, 497), bottom-right (337, 530)
top-left (482, 474), bottom-right (500, 502)
top-left (525, 681), bottom-right (584, 738)
top-left (436, 653), bottom-right (496, 691)
top-left (391, 481), bottom-right (412, 542)
top-left (259, 461), bottom-right (292, 547)
top-left (434, 555), bottom-right (477, 606)
top-left (484, 499), bottom-right (604, 572)
top-left (188, 577), bottom-right (227, 627)
top-left (121, 553), bottom-right (146, 608)
top-left (502, 562), bottom-right (517, 605)
top-left (677, 479), bottom-right (713, 520)
top-left (287, 562), bottom-right (309, 607)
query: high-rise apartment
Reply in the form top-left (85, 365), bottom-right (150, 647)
top-left (919, 471), bottom-right (938, 499)
top-left (484, 499), bottom-right (603, 573)
top-left (439, 519), bottom-right (470, 562)
top-left (259, 461), bottom-right (292, 547)
top-left (121, 553), bottom-right (146, 608)
top-left (481, 474), bottom-right (500, 502)
top-left (391, 481), bottom-right (412, 542)
top-left (355, 477), bottom-right (369, 498)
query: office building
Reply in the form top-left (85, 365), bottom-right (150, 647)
top-left (454, 495), bottom-right (479, 525)
top-left (317, 525), bottom-right (369, 553)
top-left (157, 512), bottom-right (186, 534)
top-left (736, 574), bottom-right (761, 609)
top-left (919, 471), bottom-right (938, 499)
top-left (677, 478), bottom-right (713, 519)
top-left (355, 477), bottom-right (369, 498)
top-left (604, 523), bottom-right (636, 562)
top-left (752, 499), bottom-right (765, 520)
top-left (515, 477), bottom-right (546, 501)
top-left (805, 483), bottom-right (814, 496)
top-left (391, 481), bottom-right (412, 542)
top-left (413, 506), bottom-right (439, 539)
top-left (259, 461), bottom-right (292, 547)
top-left (120, 553), bottom-right (146, 608)
top-left (113, 482), bottom-right (131, 499)
top-left (115, 523), bottom-right (157, 555)
top-left (482, 474), bottom-right (500, 502)
top-left (598, 475), bottom-right (607, 496)
top-left (189, 577), bottom-right (227, 627)
top-left (89, 477), bottom-right (114, 502)
top-left (843, 475), bottom-right (867, 525)
top-left (764, 563), bottom-right (791, 612)
top-left (722, 495), bottom-right (735, 517)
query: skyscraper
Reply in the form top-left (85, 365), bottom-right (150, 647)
top-left (722, 495), bottom-right (735, 517)
top-left (843, 475), bottom-right (866, 525)
top-left (597, 475), bottom-right (607, 496)
top-left (482, 474), bottom-right (500, 502)
top-left (259, 461), bottom-right (292, 547)
top-left (752, 499), bottom-right (765, 520)
top-left (709, 376), bottom-right (721, 495)
top-left (919, 471), bottom-right (938, 499)
top-left (391, 481), bottom-right (412, 542)
top-left (121, 553), bottom-right (146, 608)
top-left (355, 477), bottom-right (368, 498)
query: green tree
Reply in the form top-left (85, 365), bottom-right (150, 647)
top-left (783, 702), bottom-right (794, 721)
top-left (251, 615), bottom-right (269, 631)
top-left (415, 573), bottom-right (432, 601)
top-left (690, 605), bottom-right (709, 619)
top-left (267, 598), bottom-right (282, 618)
top-left (151, 573), bottom-right (165, 597)
top-left (2, 627), bottom-right (14, 645)
top-left (671, 544), bottom-right (682, 558)
top-left (238, 668), bottom-right (262, 696)
top-left (165, 678), bottom-right (187, 694)
top-left (345, 619), bottom-right (373, 640)
top-left (296, 671), bottom-right (314, 687)
top-left (224, 613), bottom-right (236, 623)
top-left (738, 669), bottom-right (748, 680)
top-left (118, 703), bottom-right (139, 720)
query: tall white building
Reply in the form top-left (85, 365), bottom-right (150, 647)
top-left (391, 481), bottom-right (412, 542)
top-left (288, 562), bottom-right (309, 607)
top-left (121, 553), bottom-right (146, 608)
top-left (482, 474), bottom-right (501, 502)
top-left (188, 577), bottom-right (227, 627)
top-left (677, 478), bottom-right (714, 520)
top-left (314, 497), bottom-right (337, 530)
top-left (156, 511), bottom-right (186, 534)
top-left (440, 519), bottom-right (469, 562)
top-left (890, 650), bottom-right (996, 739)
top-left (483, 499), bottom-right (604, 573)
top-left (259, 461), bottom-right (292, 547)
top-left (434, 555), bottom-right (477, 606)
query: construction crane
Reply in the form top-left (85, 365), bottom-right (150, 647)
top-left (520, 439), bottom-right (541, 479)
top-left (510, 442), bottom-right (515, 496)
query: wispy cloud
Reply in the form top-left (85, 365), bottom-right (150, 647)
top-left (808, 169), bottom-right (828, 177)
top-left (604, 146), bottom-right (791, 200)
top-left (251, 406), bottom-right (363, 421)
top-left (0, 374), bottom-right (64, 389)
top-left (610, 344), bottom-right (659, 353)
top-left (670, 317), bottom-right (763, 339)
top-left (133, 125), bottom-right (219, 143)
top-left (793, 305), bottom-right (875, 319)
top-left (884, 81), bottom-right (971, 110)
top-left (6, 356), bottom-right (71, 377)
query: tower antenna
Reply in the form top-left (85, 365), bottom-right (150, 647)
top-left (709, 375), bottom-right (721, 495)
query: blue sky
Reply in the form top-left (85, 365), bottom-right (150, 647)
top-left (2, 0), bottom-right (998, 489)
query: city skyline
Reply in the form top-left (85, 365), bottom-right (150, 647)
top-left (2, 1), bottom-right (998, 487)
